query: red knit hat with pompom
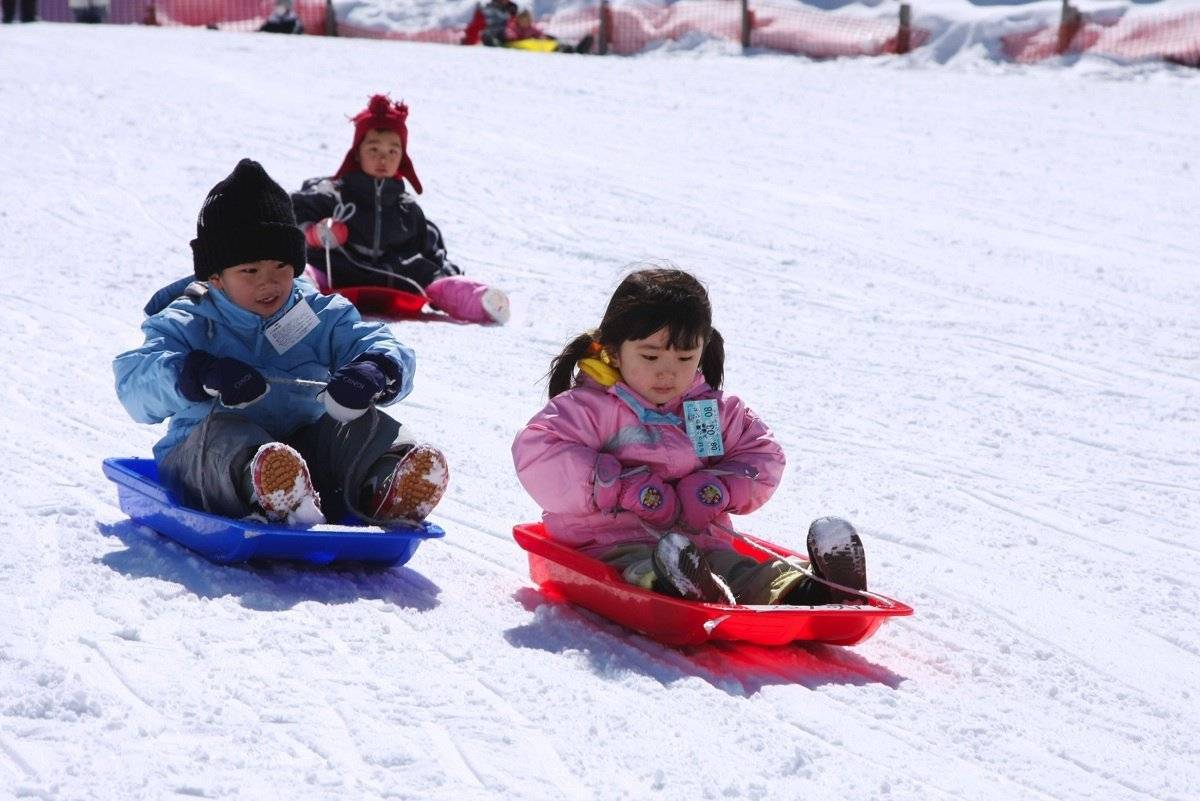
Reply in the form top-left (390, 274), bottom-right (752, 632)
top-left (334, 94), bottom-right (423, 194)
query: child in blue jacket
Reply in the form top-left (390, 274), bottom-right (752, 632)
top-left (114, 159), bottom-right (448, 526)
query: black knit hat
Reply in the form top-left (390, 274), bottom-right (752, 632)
top-left (190, 158), bottom-right (306, 280)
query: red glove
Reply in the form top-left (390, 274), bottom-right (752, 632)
top-left (304, 218), bottom-right (348, 249)
top-left (675, 472), bottom-right (730, 532)
top-left (618, 472), bottom-right (679, 529)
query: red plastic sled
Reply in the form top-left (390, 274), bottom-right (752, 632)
top-left (513, 523), bottom-right (912, 647)
top-left (304, 266), bottom-right (428, 318)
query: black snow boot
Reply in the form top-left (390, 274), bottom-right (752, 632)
top-left (651, 532), bottom-right (736, 604)
top-left (804, 517), bottom-right (868, 604)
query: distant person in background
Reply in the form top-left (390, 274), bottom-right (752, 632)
top-left (292, 94), bottom-right (510, 324)
top-left (259, 0), bottom-right (304, 34)
top-left (478, 0), bottom-right (516, 46)
top-left (504, 8), bottom-right (593, 54)
top-left (1, 0), bottom-right (37, 23)
top-left (69, 0), bottom-right (108, 23)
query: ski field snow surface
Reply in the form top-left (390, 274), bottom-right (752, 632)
top-left (0, 20), bottom-right (1197, 801)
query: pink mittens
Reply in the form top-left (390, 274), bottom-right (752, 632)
top-left (675, 472), bottom-right (730, 533)
top-left (593, 455), bottom-right (679, 529)
top-left (618, 473), bottom-right (679, 529)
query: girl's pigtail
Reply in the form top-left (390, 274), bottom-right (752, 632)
top-left (700, 328), bottom-right (725, 390)
top-left (547, 333), bottom-right (597, 398)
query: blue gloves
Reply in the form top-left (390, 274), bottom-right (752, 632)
top-left (322, 353), bottom-right (401, 423)
top-left (179, 351), bottom-right (268, 408)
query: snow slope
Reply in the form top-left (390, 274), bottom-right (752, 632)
top-left (1, 22), bottom-right (1198, 801)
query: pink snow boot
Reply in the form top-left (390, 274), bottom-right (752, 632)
top-left (425, 276), bottom-right (510, 324)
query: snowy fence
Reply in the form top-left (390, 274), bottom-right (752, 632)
top-left (32, 0), bottom-right (1200, 66)
top-left (34, 0), bottom-right (925, 58)
top-left (336, 0), bottom-right (928, 58)
top-left (34, 0), bottom-right (337, 28)
top-left (533, 1), bottom-right (926, 57)
top-left (1001, 1), bottom-right (1200, 65)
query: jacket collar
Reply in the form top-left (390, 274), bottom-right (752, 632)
top-left (577, 373), bottom-right (710, 426)
top-left (207, 283), bottom-right (301, 332)
top-left (342, 170), bottom-right (408, 201)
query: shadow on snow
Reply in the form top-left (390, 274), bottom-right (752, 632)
top-left (96, 519), bottom-right (442, 612)
top-left (504, 588), bottom-right (906, 695)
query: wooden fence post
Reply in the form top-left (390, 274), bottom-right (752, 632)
top-left (325, 0), bottom-right (338, 36)
top-left (1056, 0), bottom-right (1082, 55)
top-left (740, 0), bottom-right (750, 51)
top-left (599, 0), bottom-right (611, 55)
top-left (896, 3), bottom-right (911, 55)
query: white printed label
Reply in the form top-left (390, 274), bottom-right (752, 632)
top-left (683, 399), bottom-right (724, 458)
top-left (264, 299), bottom-right (319, 354)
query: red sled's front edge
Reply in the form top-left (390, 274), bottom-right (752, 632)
top-left (513, 523), bottom-right (912, 648)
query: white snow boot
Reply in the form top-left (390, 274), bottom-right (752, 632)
top-left (248, 442), bottom-right (325, 526)
top-left (362, 444), bottom-right (449, 524)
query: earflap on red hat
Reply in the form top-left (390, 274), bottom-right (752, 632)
top-left (333, 94), bottom-right (423, 194)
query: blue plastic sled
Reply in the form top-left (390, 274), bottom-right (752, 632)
top-left (102, 457), bottom-right (444, 566)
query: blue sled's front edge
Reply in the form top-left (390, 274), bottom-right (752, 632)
top-left (101, 457), bottom-right (444, 567)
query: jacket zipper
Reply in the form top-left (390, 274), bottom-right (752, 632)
top-left (372, 178), bottom-right (383, 263)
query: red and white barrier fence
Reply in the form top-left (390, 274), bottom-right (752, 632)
top-left (29, 0), bottom-right (1200, 67)
top-left (1002, 1), bottom-right (1200, 65)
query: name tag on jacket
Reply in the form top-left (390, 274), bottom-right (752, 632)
top-left (265, 299), bottom-right (320, 354)
top-left (683, 399), bottom-right (724, 458)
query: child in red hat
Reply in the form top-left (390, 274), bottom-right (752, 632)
top-left (292, 94), bottom-right (510, 324)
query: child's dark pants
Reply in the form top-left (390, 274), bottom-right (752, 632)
top-left (159, 408), bottom-right (413, 522)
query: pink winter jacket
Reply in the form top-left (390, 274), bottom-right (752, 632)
top-left (512, 373), bottom-right (785, 556)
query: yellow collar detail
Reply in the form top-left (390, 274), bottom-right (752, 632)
top-left (578, 357), bottom-right (622, 388)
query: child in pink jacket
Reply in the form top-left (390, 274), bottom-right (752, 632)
top-left (512, 268), bottom-right (868, 606)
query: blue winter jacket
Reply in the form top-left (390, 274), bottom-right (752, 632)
top-left (114, 276), bottom-right (416, 462)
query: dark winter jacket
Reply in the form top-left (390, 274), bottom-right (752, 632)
top-left (480, 0), bottom-right (516, 45)
top-left (291, 171), bottom-right (460, 291)
top-left (259, 9), bottom-right (303, 34)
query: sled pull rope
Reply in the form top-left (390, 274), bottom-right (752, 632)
top-left (711, 521), bottom-right (898, 609)
top-left (192, 384), bottom-right (380, 521)
top-left (193, 379), bottom-right (325, 509)
top-left (332, 201), bottom-right (356, 224)
top-left (267, 377), bottom-right (327, 390)
top-left (323, 202), bottom-right (356, 291)
top-left (326, 244), bottom-right (431, 299)
top-left (324, 237), bottom-right (432, 299)
top-left (318, 199), bottom-right (431, 299)
top-left (264, 373), bottom-right (384, 523)
top-left (193, 408), bottom-right (216, 513)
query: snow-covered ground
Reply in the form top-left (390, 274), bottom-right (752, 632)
top-left (1, 21), bottom-right (1198, 801)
